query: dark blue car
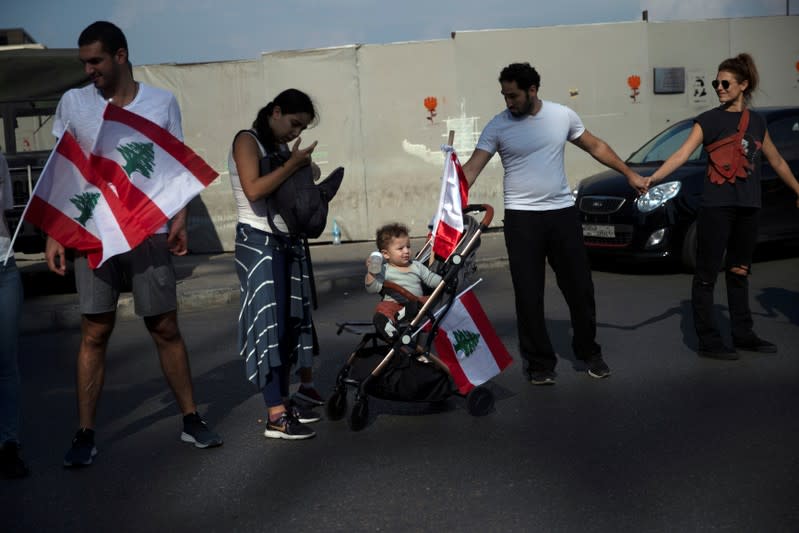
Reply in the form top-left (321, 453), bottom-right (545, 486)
top-left (575, 107), bottom-right (799, 270)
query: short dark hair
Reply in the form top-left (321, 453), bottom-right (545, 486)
top-left (499, 62), bottom-right (541, 91)
top-left (252, 88), bottom-right (318, 149)
top-left (376, 223), bottom-right (409, 251)
top-left (78, 21), bottom-right (129, 60)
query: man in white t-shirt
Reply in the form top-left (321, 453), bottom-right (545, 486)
top-left (462, 62), bottom-right (647, 384)
top-left (45, 21), bottom-right (222, 467)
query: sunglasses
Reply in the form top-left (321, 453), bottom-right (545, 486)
top-left (711, 79), bottom-right (731, 90)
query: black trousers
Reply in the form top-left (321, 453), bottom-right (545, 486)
top-left (503, 206), bottom-right (601, 373)
top-left (692, 206), bottom-right (759, 348)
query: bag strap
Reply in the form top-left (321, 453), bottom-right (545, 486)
top-left (705, 108), bottom-right (749, 152)
top-left (233, 129), bottom-right (267, 158)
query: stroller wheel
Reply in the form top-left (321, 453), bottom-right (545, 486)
top-left (348, 399), bottom-right (369, 432)
top-left (326, 390), bottom-right (348, 421)
top-left (466, 386), bottom-right (494, 417)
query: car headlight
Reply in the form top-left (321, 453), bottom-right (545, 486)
top-left (636, 181), bottom-right (681, 213)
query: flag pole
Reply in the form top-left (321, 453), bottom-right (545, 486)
top-left (447, 130), bottom-right (455, 146)
top-left (3, 123), bottom-right (69, 266)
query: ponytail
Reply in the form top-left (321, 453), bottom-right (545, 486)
top-left (252, 102), bottom-right (277, 150)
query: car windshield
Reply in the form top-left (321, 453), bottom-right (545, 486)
top-left (627, 119), bottom-right (706, 164)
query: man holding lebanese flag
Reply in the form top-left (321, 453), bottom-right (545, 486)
top-left (41, 21), bottom-right (222, 468)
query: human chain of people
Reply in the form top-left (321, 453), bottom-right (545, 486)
top-left (2, 20), bottom-right (799, 479)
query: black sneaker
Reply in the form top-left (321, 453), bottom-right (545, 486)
top-left (63, 428), bottom-right (97, 467)
top-left (733, 335), bottom-right (777, 354)
top-left (181, 413), bottom-right (223, 449)
top-left (529, 370), bottom-right (556, 385)
top-left (264, 412), bottom-right (316, 440)
top-left (1, 441), bottom-right (30, 479)
top-left (288, 401), bottom-right (321, 424)
top-left (587, 357), bottom-right (611, 379)
top-left (698, 344), bottom-right (739, 360)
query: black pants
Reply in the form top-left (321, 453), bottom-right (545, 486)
top-left (503, 207), bottom-right (601, 373)
top-left (692, 206), bottom-right (759, 348)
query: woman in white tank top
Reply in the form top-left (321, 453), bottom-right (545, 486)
top-left (228, 89), bottom-right (324, 440)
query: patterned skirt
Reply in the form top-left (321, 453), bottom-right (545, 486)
top-left (234, 223), bottom-right (313, 389)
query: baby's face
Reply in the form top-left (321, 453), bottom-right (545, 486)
top-left (382, 235), bottom-right (411, 267)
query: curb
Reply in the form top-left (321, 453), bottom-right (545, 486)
top-left (20, 256), bottom-right (509, 334)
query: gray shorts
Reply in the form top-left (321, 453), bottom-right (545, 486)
top-left (74, 234), bottom-right (177, 317)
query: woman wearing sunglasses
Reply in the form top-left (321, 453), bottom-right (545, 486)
top-left (647, 53), bottom-right (799, 360)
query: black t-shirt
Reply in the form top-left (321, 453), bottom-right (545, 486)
top-left (695, 106), bottom-right (766, 207)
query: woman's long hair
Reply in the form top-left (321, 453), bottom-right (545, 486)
top-left (252, 89), bottom-right (318, 149)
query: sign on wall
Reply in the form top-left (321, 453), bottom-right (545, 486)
top-left (653, 67), bottom-right (685, 94)
top-left (688, 69), bottom-right (710, 107)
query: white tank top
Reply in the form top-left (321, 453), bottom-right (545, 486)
top-left (227, 130), bottom-right (288, 233)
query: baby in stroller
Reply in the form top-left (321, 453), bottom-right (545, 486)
top-left (328, 206), bottom-right (501, 431)
top-left (365, 223), bottom-right (442, 343)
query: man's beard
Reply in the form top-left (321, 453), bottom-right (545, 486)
top-left (509, 97), bottom-right (534, 117)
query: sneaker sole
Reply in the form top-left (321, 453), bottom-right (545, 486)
top-left (698, 351), bottom-right (739, 360)
top-left (263, 428), bottom-right (316, 440)
top-left (296, 416), bottom-right (321, 424)
top-left (733, 345), bottom-right (778, 354)
top-left (63, 447), bottom-right (98, 467)
top-left (587, 370), bottom-right (611, 379)
top-left (293, 392), bottom-right (325, 406)
top-left (530, 378), bottom-right (555, 385)
top-left (180, 432), bottom-right (223, 449)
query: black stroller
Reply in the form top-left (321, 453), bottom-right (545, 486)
top-left (326, 204), bottom-right (503, 431)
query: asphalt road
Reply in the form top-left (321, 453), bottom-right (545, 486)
top-left (3, 252), bottom-right (799, 532)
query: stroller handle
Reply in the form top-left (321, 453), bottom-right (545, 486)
top-left (464, 204), bottom-right (494, 229)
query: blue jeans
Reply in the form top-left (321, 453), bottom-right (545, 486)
top-left (0, 257), bottom-right (24, 444)
top-left (261, 231), bottom-right (292, 407)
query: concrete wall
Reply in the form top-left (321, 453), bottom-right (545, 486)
top-left (134, 15), bottom-right (799, 251)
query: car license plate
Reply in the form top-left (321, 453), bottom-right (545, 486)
top-left (582, 224), bottom-right (615, 238)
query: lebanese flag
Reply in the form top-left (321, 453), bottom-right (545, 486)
top-left (433, 289), bottom-right (512, 394)
top-left (430, 147), bottom-right (468, 259)
top-left (90, 103), bottom-right (218, 238)
top-left (23, 131), bottom-right (150, 267)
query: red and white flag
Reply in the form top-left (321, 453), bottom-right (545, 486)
top-left (90, 104), bottom-right (218, 238)
top-left (23, 131), bottom-right (150, 267)
top-left (433, 289), bottom-right (512, 394)
top-left (21, 104), bottom-right (218, 268)
top-left (431, 147), bottom-right (468, 259)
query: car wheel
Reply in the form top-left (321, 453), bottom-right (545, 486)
top-left (681, 221), bottom-right (698, 272)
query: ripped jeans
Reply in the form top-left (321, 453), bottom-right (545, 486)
top-left (692, 206), bottom-right (759, 348)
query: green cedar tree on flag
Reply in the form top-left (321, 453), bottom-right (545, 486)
top-left (21, 104), bottom-right (218, 268)
top-left (90, 103), bottom-right (218, 241)
top-left (433, 289), bottom-right (512, 393)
